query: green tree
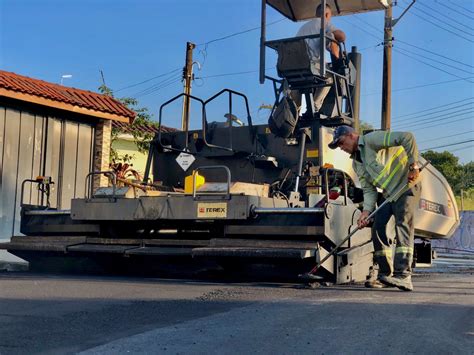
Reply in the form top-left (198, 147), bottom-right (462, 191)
top-left (98, 84), bottom-right (157, 161)
top-left (421, 150), bottom-right (473, 195)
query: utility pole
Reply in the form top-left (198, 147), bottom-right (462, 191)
top-left (381, 3), bottom-right (393, 130)
top-left (380, 0), bottom-right (416, 129)
top-left (181, 42), bottom-right (196, 135)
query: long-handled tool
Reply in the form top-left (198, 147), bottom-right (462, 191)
top-left (299, 161), bottom-right (428, 282)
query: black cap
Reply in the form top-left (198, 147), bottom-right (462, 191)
top-left (328, 125), bottom-right (355, 149)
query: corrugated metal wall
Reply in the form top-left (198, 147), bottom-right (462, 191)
top-left (0, 106), bottom-right (95, 241)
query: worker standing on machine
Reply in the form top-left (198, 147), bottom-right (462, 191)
top-left (328, 125), bottom-right (421, 291)
top-left (292, 3), bottom-right (346, 113)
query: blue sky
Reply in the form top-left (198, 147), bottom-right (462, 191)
top-left (1, 0), bottom-right (473, 163)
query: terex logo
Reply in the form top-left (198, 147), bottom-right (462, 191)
top-left (206, 207), bottom-right (226, 213)
top-left (419, 198), bottom-right (452, 216)
top-left (197, 203), bottom-right (227, 218)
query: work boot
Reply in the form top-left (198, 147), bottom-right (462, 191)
top-left (364, 278), bottom-right (394, 289)
top-left (380, 275), bottom-right (413, 291)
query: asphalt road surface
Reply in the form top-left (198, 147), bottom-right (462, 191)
top-left (0, 256), bottom-right (473, 355)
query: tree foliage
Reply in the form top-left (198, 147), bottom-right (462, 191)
top-left (98, 84), bottom-right (157, 161)
top-left (421, 150), bottom-right (473, 195)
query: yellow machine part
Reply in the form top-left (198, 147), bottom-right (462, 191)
top-left (184, 172), bottom-right (205, 194)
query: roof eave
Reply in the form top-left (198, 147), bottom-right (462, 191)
top-left (0, 87), bottom-right (135, 123)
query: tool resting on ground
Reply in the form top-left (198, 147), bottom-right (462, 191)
top-left (299, 160), bottom-right (429, 282)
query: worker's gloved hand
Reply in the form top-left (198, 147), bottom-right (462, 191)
top-left (357, 210), bottom-right (371, 228)
top-left (408, 164), bottom-right (420, 184)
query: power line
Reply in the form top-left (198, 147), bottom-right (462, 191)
top-left (421, 139), bottom-right (474, 151)
top-left (363, 77), bottom-right (474, 96)
top-left (406, 7), bottom-right (474, 43)
top-left (350, 14), bottom-right (381, 33)
top-left (115, 68), bottom-right (181, 93)
top-left (409, 0), bottom-right (474, 36)
top-left (393, 47), bottom-right (474, 83)
top-left (347, 15), bottom-right (473, 80)
top-left (116, 17), bottom-right (286, 95)
top-left (394, 101), bottom-right (474, 124)
top-left (417, 1), bottom-right (474, 32)
top-left (133, 76), bottom-right (182, 98)
top-left (436, 0), bottom-right (474, 20)
top-left (196, 67), bottom-right (275, 80)
top-left (394, 46), bottom-right (473, 75)
top-left (410, 116), bottom-right (473, 131)
top-left (131, 74), bottom-right (182, 96)
top-left (418, 130), bottom-right (474, 144)
top-left (393, 97), bottom-right (473, 120)
top-left (396, 109), bottom-right (474, 129)
top-left (449, 145), bottom-right (474, 153)
top-left (350, 15), bottom-right (474, 70)
top-left (341, 18), bottom-right (381, 41)
top-left (135, 78), bottom-right (182, 98)
top-left (396, 40), bottom-right (473, 69)
top-left (197, 18), bottom-right (285, 47)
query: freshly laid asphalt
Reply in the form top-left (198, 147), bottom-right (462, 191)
top-left (0, 256), bottom-right (473, 354)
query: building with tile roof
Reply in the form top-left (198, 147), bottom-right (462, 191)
top-left (0, 70), bottom-right (135, 122)
top-left (0, 70), bottom-right (135, 261)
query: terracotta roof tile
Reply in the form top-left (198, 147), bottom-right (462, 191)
top-left (0, 70), bottom-right (135, 120)
top-left (112, 121), bottom-right (177, 135)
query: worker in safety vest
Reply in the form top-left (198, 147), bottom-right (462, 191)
top-left (328, 125), bottom-right (421, 291)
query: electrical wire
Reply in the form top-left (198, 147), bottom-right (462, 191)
top-left (197, 69), bottom-right (259, 79)
top-left (394, 97), bottom-right (473, 120)
top-left (406, 7), bottom-right (474, 43)
top-left (436, 0), bottom-right (474, 20)
top-left (421, 139), bottom-right (474, 151)
top-left (393, 47), bottom-right (474, 83)
top-left (396, 40), bottom-right (473, 69)
top-left (410, 116), bottom-right (473, 131)
top-left (362, 77), bottom-right (474, 96)
top-left (115, 68), bottom-right (182, 93)
top-left (394, 101), bottom-right (474, 124)
top-left (196, 66), bottom-right (275, 80)
top-left (449, 144), bottom-right (474, 153)
top-left (134, 77), bottom-right (183, 98)
top-left (416, 1), bottom-right (474, 32)
top-left (396, 109), bottom-right (474, 129)
top-left (350, 14), bottom-right (381, 34)
top-left (341, 18), bottom-right (381, 41)
top-left (350, 15), bottom-right (474, 71)
top-left (418, 130), bottom-right (474, 144)
top-left (394, 46), bottom-right (474, 74)
top-left (131, 74), bottom-right (182, 97)
top-left (197, 18), bottom-right (285, 47)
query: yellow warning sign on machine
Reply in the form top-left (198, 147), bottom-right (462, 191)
top-left (306, 149), bottom-right (319, 158)
top-left (197, 203), bottom-right (228, 218)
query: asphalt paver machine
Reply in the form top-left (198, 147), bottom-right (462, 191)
top-left (1, 0), bottom-right (460, 283)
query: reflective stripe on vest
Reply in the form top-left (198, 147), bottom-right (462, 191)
top-left (381, 155), bottom-right (408, 189)
top-left (395, 246), bottom-right (413, 254)
top-left (383, 131), bottom-right (392, 147)
top-left (373, 146), bottom-right (405, 186)
top-left (374, 249), bottom-right (392, 257)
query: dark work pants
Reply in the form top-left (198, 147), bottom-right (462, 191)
top-left (372, 183), bottom-right (422, 277)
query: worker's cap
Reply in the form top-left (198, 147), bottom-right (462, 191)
top-left (328, 125), bottom-right (355, 149)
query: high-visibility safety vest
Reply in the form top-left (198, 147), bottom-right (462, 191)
top-left (351, 130), bottom-right (419, 213)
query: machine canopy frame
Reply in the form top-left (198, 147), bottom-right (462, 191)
top-left (267, 0), bottom-right (390, 21)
